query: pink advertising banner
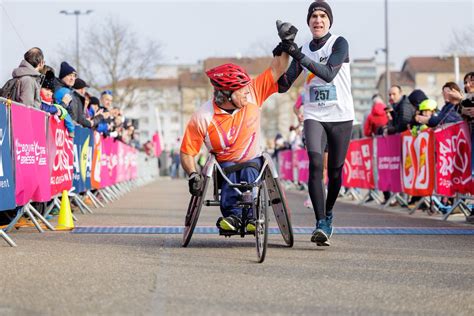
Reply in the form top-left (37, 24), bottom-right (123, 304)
top-left (91, 132), bottom-right (102, 189)
top-left (11, 104), bottom-right (51, 204)
top-left (116, 141), bottom-right (126, 183)
top-left (434, 122), bottom-right (472, 196)
top-left (295, 148), bottom-right (309, 183)
top-left (48, 117), bottom-right (74, 196)
top-left (342, 138), bottom-right (375, 189)
top-left (278, 150), bottom-right (293, 181)
top-left (376, 134), bottom-right (402, 193)
top-left (100, 136), bottom-right (112, 188)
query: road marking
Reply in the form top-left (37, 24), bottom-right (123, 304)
top-left (72, 226), bottom-right (474, 235)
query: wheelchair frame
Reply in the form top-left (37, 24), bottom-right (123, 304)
top-left (182, 152), bottom-right (294, 263)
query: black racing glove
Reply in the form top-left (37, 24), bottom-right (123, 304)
top-left (188, 172), bottom-right (203, 196)
top-left (276, 20), bottom-right (298, 42)
top-left (281, 40), bottom-right (305, 61)
top-left (272, 42), bottom-right (283, 57)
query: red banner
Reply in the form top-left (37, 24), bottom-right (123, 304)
top-left (11, 104), bottom-right (51, 204)
top-left (48, 117), bottom-right (73, 196)
top-left (401, 130), bottom-right (435, 196)
top-left (342, 138), bottom-right (374, 189)
top-left (434, 122), bottom-right (472, 196)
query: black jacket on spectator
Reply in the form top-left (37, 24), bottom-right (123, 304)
top-left (388, 95), bottom-right (416, 134)
top-left (68, 90), bottom-right (92, 128)
top-left (427, 102), bottom-right (463, 127)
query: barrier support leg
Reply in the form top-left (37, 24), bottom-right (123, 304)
top-left (27, 203), bottom-right (55, 231)
top-left (347, 188), bottom-right (362, 201)
top-left (442, 198), bottom-right (471, 221)
top-left (0, 229), bottom-right (16, 247)
top-left (408, 197), bottom-right (430, 215)
top-left (87, 190), bottom-right (103, 208)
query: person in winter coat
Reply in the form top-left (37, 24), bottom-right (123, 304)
top-left (54, 61), bottom-right (76, 91)
top-left (415, 82), bottom-right (463, 128)
top-left (363, 101), bottom-right (388, 137)
top-left (68, 78), bottom-right (93, 128)
top-left (385, 85), bottom-right (416, 135)
top-left (40, 70), bottom-right (75, 137)
top-left (11, 47), bottom-right (45, 108)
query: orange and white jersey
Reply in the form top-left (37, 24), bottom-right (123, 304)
top-left (181, 67), bottom-right (277, 163)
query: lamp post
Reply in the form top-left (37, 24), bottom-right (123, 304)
top-left (59, 10), bottom-right (93, 73)
top-left (384, 0), bottom-right (390, 103)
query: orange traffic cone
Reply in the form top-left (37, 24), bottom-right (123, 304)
top-left (56, 190), bottom-right (74, 231)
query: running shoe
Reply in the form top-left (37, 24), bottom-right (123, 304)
top-left (217, 215), bottom-right (241, 231)
top-left (326, 214), bottom-right (334, 238)
top-left (311, 219), bottom-right (331, 246)
top-left (246, 219), bottom-right (256, 233)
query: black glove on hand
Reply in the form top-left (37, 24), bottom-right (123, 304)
top-left (272, 42), bottom-right (283, 57)
top-left (188, 172), bottom-right (203, 196)
top-left (276, 20), bottom-right (298, 42)
top-left (281, 40), bottom-right (304, 61)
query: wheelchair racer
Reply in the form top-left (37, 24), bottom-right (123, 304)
top-left (180, 41), bottom-right (289, 233)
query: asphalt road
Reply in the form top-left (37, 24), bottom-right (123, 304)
top-left (1, 178), bottom-right (473, 315)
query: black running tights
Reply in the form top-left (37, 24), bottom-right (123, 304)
top-left (304, 120), bottom-right (353, 222)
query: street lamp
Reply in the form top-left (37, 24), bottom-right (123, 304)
top-left (59, 9), bottom-right (93, 73)
top-left (384, 0), bottom-right (390, 102)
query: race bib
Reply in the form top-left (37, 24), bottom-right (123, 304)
top-left (309, 84), bottom-right (338, 107)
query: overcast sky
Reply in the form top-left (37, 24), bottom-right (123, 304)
top-left (1, 0), bottom-right (473, 82)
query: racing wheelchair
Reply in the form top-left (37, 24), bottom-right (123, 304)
top-left (182, 152), bottom-right (294, 263)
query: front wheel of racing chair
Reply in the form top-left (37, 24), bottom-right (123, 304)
top-left (182, 156), bottom-right (215, 247)
top-left (262, 152), bottom-right (294, 247)
top-left (255, 181), bottom-right (269, 263)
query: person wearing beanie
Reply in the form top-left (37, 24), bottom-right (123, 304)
top-left (39, 73), bottom-right (75, 137)
top-left (67, 77), bottom-right (94, 128)
top-left (275, 0), bottom-right (354, 247)
top-left (407, 89), bottom-right (428, 108)
top-left (54, 61), bottom-right (77, 91)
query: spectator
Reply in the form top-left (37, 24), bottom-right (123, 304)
top-left (54, 61), bottom-right (76, 91)
top-left (87, 96), bottom-right (109, 134)
top-left (11, 47), bottom-right (45, 107)
top-left (460, 72), bottom-right (474, 121)
top-left (100, 90), bottom-right (113, 111)
top-left (385, 85), bottom-right (416, 135)
top-left (363, 101), bottom-right (388, 137)
top-left (407, 89), bottom-right (429, 128)
top-left (415, 82), bottom-right (463, 128)
top-left (40, 69), bottom-right (75, 137)
top-left (69, 78), bottom-right (93, 128)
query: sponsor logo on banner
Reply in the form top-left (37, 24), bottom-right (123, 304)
top-left (342, 138), bottom-right (374, 189)
top-left (435, 122), bottom-right (472, 196)
top-left (80, 135), bottom-right (90, 182)
top-left (51, 124), bottom-right (74, 186)
top-left (401, 130), bottom-right (434, 196)
top-left (15, 139), bottom-right (47, 166)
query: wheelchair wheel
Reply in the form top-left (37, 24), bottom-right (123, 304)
top-left (255, 181), bottom-right (269, 263)
top-left (182, 175), bottom-right (210, 247)
top-left (264, 171), bottom-right (294, 247)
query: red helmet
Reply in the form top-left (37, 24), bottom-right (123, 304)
top-left (205, 63), bottom-right (251, 91)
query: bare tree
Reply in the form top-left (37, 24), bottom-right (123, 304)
top-left (59, 16), bottom-right (162, 109)
top-left (446, 25), bottom-right (474, 55)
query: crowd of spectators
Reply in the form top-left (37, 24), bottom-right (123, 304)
top-left (1, 47), bottom-right (140, 148)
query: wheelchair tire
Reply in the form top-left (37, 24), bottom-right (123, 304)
top-left (265, 172), bottom-right (294, 247)
top-left (182, 175), bottom-right (210, 247)
top-left (255, 181), bottom-right (269, 263)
